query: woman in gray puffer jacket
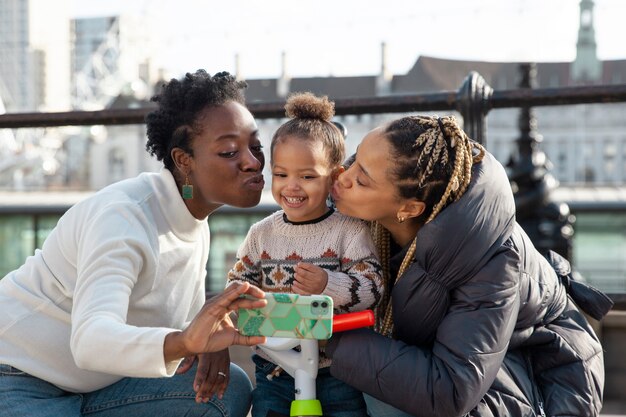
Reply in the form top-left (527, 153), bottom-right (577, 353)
top-left (327, 115), bottom-right (612, 417)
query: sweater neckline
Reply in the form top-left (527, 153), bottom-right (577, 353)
top-left (282, 207), bottom-right (334, 225)
top-left (150, 168), bottom-right (207, 241)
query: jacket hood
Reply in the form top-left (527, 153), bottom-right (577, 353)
top-left (391, 151), bottom-right (517, 345)
top-left (414, 151), bottom-right (516, 284)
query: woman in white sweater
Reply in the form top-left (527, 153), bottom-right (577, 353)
top-left (0, 70), bottom-right (268, 417)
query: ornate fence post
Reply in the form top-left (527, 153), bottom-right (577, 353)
top-left (507, 63), bottom-right (575, 260)
top-left (455, 71), bottom-right (493, 146)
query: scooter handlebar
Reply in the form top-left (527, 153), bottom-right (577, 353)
top-left (332, 310), bottom-right (374, 333)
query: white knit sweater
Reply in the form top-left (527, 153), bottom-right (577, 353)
top-left (0, 169), bottom-right (209, 393)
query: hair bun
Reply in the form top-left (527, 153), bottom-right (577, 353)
top-left (284, 92), bottom-right (335, 121)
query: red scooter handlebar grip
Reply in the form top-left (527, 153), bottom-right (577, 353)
top-left (332, 310), bottom-right (375, 333)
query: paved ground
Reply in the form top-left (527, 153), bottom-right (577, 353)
top-left (603, 401), bottom-right (626, 417)
top-left (230, 345), bottom-right (256, 384)
top-left (230, 346), bottom-right (626, 416)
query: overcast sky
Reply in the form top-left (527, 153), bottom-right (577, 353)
top-left (71, 0), bottom-right (626, 80)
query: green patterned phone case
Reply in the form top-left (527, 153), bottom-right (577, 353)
top-left (237, 293), bottom-right (333, 340)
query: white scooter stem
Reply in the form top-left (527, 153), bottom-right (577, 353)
top-left (259, 337), bottom-right (319, 401)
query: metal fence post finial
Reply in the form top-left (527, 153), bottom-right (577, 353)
top-left (455, 71), bottom-right (493, 146)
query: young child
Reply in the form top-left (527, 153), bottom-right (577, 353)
top-left (227, 92), bottom-right (383, 417)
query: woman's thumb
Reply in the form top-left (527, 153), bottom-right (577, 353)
top-left (233, 333), bottom-right (266, 347)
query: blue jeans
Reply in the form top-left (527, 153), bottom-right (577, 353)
top-left (0, 362), bottom-right (252, 417)
top-left (251, 355), bottom-right (367, 417)
top-left (362, 393), bottom-right (414, 417)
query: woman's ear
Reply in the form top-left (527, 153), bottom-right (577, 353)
top-left (171, 147), bottom-right (192, 175)
top-left (398, 199), bottom-right (426, 220)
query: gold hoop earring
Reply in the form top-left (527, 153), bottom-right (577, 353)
top-left (396, 214), bottom-right (405, 224)
top-left (182, 174), bottom-right (193, 200)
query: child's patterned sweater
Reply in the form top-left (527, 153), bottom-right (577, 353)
top-left (227, 209), bottom-right (383, 368)
top-left (228, 209), bottom-right (383, 312)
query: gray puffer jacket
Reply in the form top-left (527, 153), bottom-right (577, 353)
top-left (326, 152), bottom-right (612, 417)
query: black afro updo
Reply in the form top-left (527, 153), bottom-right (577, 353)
top-left (145, 70), bottom-right (247, 170)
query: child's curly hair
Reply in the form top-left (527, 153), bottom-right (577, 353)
top-left (270, 92), bottom-right (345, 168)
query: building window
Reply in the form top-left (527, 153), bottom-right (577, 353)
top-left (557, 146), bottom-right (568, 182)
top-left (583, 167), bottom-right (595, 183)
top-left (604, 141), bottom-right (617, 182)
top-left (549, 74), bottom-right (560, 88)
top-left (580, 142), bottom-right (595, 183)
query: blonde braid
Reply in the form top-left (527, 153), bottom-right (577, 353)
top-left (458, 140), bottom-right (472, 198)
top-left (426, 142), bottom-right (463, 222)
top-left (371, 221), bottom-right (393, 333)
top-left (414, 131), bottom-right (437, 188)
top-left (423, 131), bottom-right (446, 183)
top-left (426, 117), bottom-right (486, 222)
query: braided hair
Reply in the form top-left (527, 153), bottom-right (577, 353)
top-left (145, 70), bottom-right (247, 171)
top-left (375, 115), bottom-right (485, 336)
top-left (271, 92), bottom-right (345, 168)
top-left (384, 115), bottom-right (485, 224)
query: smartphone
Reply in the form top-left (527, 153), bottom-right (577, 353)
top-left (237, 293), bottom-right (333, 340)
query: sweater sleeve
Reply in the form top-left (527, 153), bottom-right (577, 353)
top-left (327, 247), bottom-right (520, 416)
top-left (226, 225), bottom-right (263, 289)
top-left (70, 202), bottom-right (182, 378)
top-left (323, 221), bottom-right (383, 312)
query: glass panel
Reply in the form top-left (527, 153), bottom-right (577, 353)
top-left (573, 212), bottom-right (626, 292)
top-left (0, 215), bottom-right (35, 278)
top-left (206, 212), bottom-right (269, 292)
top-left (36, 215), bottom-right (61, 247)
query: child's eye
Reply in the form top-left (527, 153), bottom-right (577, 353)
top-left (273, 173), bottom-right (287, 178)
top-left (302, 175), bottom-right (316, 180)
top-left (355, 177), bottom-right (365, 186)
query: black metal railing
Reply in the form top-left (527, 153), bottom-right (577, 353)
top-left (2, 77), bottom-right (626, 147)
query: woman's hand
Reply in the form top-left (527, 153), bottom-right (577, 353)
top-left (192, 350), bottom-right (231, 403)
top-left (164, 282), bottom-right (266, 362)
top-left (293, 262), bottom-right (328, 295)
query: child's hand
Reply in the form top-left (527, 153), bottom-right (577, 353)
top-left (293, 262), bottom-right (328, 295)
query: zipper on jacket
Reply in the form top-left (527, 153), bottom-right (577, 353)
top-left (525, 352), bottom-right (547, 417)
top-left (537, 400), bottom-right (546, 417)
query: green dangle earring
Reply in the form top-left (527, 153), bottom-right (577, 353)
top-left (182, 175), bottom-right (193, 199)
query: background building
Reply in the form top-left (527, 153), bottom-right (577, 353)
top-left (71, 14), bottom-right (158, 110)
top-left (0, 0), bottom-right (71, 112)
top-left (0, 3), bottom-right (160, 190)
